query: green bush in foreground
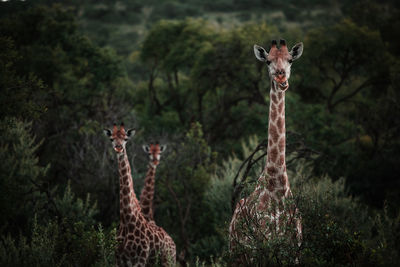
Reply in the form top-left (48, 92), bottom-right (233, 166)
top-left (0, 217), bottom-right (116, 267)
top-left (221, 139), bottom-right (400, 266)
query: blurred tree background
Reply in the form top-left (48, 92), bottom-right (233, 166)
top-left (0, 0), bottom-right (399, 265)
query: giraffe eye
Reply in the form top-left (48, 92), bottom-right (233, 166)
top-left (288, 59), bottom-right (293, 64)
top-left (109, 139), bottom-right (113, 142)
top-left (266, 60), bottom-right (271, 65)
top-left (124, 138), bottom-right (128, 141)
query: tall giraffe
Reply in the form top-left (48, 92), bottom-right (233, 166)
top-left (104, 124), bottom-right (176, 266)
top-left (140, 143), bottom-right (166, 221)
top-left (229, 40), bottom-right (304, 262)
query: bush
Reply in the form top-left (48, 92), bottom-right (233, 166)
top-left (371, 204), bottom-right (400, 265)
top-left (151, 122), bottom-right (218, 263)
top-left (220, 137), bottom-right (400, 266)
top-left (0, 217), bottom-right (65, 267)
top-left (0, 118), bottom-right (49, 235)
top-left (0, 218), bottom-right (117, 267)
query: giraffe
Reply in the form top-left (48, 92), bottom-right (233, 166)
top-left (229, 39), bottom-right (304, 263)
top-left (104, 123), bottom-right (176, 266)
top-left (139, 143), bottom-right (166, 222)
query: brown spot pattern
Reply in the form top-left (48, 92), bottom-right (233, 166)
top-left (278, 101), bottom-right (284, 114)
top-left (277, 117), bottom-right (284, 133)
top-left (278, 137), bottom-right (285, 152)
top-left (278, 155), bottom-right (285, 166)
top-left (270, 108), bottom-right (277, 122)
top-left (269, 124), bottom-right (279, 143)
top-left (267, 166), bottom-right (277, 176)
top-left (269, 139), bottom-right (273, 147)
top-left (269, 147), bottom-right (278, 163)
top-left (123, 188), bottom-right (129, 195)
top-left (114, 152), bottom-right (176, 266)
top-left (271, 94), bottom-right (278, 104)
top-left (260, 193), bottom-right (270, 203)
top-left (267, 179), bottom-right (276, 192)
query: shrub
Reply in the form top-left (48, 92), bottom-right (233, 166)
top-left (0, 118), bottom-right (49, 235)
top-left (0, 217), bottom-right (64, 267)
top-left (222, 138), bottom-right (389, 266)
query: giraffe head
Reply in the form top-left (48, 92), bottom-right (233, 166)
top-left (103, 123), bottom-right (135, 154)
top-left (142, 143), bottom-right (166, 168)
top-left (254, 39), bottom-right (303, 91)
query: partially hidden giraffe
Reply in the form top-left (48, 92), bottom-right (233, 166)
top-left (139, 143), bottom-right (166, 222)
top-left (229, 40), bottom-right (304, 261)
top-left (104, 124), bottom-right (176, 266)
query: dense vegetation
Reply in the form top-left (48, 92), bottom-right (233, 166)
top-left (0, 0), bottom-right (399, 265)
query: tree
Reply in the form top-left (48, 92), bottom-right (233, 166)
top-left (298, 19), bottom-right (388, 112)
top-left (152, 123), bottom-right (217, 263)
top-left (0, 5), bottom-right (131, 193)
top-left (0, 37), bottom-right (46, 120)
top-left (0, 119), bottom-right (49, 235)
top-left (139, 20), bottom-right (278, 156)
top-left (291, 18), bottom-right (400, 205)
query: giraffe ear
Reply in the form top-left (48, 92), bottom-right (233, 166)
top-left (103, 129), bottom-right (112, 137)
top-left (289, 42), bottom-right (303, 61)
top-left (126, 128), bottom-right (135, 138)
top-left (254, 44), bottom-right (268, 62)
top-left (143, 145), bottom-right (150, 153)
top-left (160, 145), bottom-right (167, 153)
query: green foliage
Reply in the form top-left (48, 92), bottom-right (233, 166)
top-left (149, 2), bottom-right (201, 21)
top-left (215, 138), bottom-right (399, 266)
top-left (372, 204), bottom-right (400, 264)
top-left (0, 5), bottom-right (135, 213)
top-left (0, 118), bottom-right (49, 235)
top-left (0, 218), bottom-right (117, 267)
top-left (289, 17), bottom-right (400, 205)
top-left (55, 180), bottom-right (98, 227)
top-left (95, 225), bottom-right (117, 267)
top-left (0, 217), bottom-right (65, 267)
top-left (1, 1), bottom-right (400, 266)
top-left (299, 19), bottom-right (387, 109)
top-left (293, 171), bottom-right (372, 266)
top-left (153, 122), bottom-right (218, 262)
top-left (138, 19), bottom-right (277, 156)
top-left (0, 37), bottom-right (46, 120)
top-left (228, 195), bottom-right (302, 266)
top-left (0, 118), bottom-right (116, 266)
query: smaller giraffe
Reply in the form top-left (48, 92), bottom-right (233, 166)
top-left (140, 143), bottom-right (166, 222)
top-left (104, 124), bottom-right (176, 266)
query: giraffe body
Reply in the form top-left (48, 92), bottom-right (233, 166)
top-left (104, 125), bottom-right (176, 266)
top-left (229, 40), bottom-right (303, 262)
top-left (139, 143), bottom-right (166, 222)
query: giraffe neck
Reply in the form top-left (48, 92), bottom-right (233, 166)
top-left (117, 151), bottom-right (143, 225)
top-left (139, 163), bottom-right (157, 221)
top-left (261, 81), bottom-right (290, 196)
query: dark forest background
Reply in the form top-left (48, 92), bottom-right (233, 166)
top-left (1, 0), bottom-right (399, 266)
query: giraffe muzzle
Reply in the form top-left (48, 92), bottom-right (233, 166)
top-left (114, 145), bottom-right (123, 153)
top-left (274, 76), bottom-right (289, 91)
top-left (279, 80), bottom-right (289, 90)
